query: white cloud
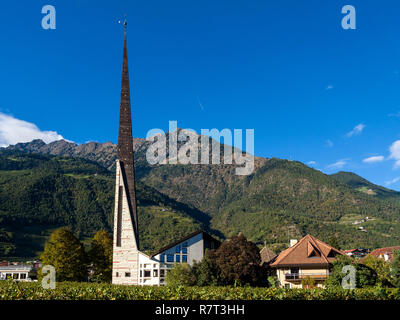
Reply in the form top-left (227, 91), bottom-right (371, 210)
top-left (385, 177), bottom-right (400, 186)
top-left (0, 112), bottom-right (64, 147)
top-left (327, 159), bottom-right (348, 170)
top-left (389, 140), bottom-right (400, 168)
top-left (346, 123), bottom-right (366, 137)
top-left (307, 161), bottom-right (317, 165)
top-left (325, 85), bottom-right (334, 90)
top-left (362, 156), bottom-right (384, 164)
top-left (325, 140), bottom-right (333, 148)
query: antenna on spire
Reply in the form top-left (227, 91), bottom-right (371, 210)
top-left (117, 14), bottom-right (127, 30)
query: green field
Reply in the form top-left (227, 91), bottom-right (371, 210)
top-left (0, 281), bottom-right (399, 300)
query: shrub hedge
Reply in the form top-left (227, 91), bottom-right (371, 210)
top-left (0, 281), bottom-right (399, 300)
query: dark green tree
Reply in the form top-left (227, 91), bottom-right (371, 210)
top-left (391, 250), bottom-right (400, 288)
top-left (40, 227), bottom-right (87, 282)
top-left (192, 250), bottom-right (224, 286)
top-left (88, 230), bottom-right (113, 282)
top-left (328, 235), bottom-right (341, 250)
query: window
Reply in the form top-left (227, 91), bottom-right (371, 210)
top-left (167, 254), bottom-right (174, 262)
top-left (115, 272), bottom-right (119, 277)
top-left (20, 273), bottom-right (27, 280)
top-left (160, 270), bottom-right (165, 277)
top-left (182, 242), bottom-right (188, 248)
top-left (13, 274), bottom-right (19, 279)
top-left (176, 255), bottom-right (180, 263)
top-left (125, 272), bottom-right (131, 277)
top-left (182, 247), bottom-right (187, 254)
top-left (140, 270), bottom-right (142, 277)
top-left (153, 270), bottom-right (158, 277)
top-left (176, 245), bottom-right (181, 253)
top-left (116, 186), bottom-right (123, 247)
top-left (290, 268), bottom-right (299, 274)
top-left (160, 254), bottom-right (165, 262)
top-left (144, 270), bottom-right (151, 278)
top-left (182, 255), bottom-right (187, 262)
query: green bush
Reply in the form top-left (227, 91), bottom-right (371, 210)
top-left (166, 263), bottom-right (196, 287)
top-left (0, 281), bottom-right (399, 300)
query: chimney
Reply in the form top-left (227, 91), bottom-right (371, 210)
top-left (384, 253), bottom-right (389, 261)
top-left (289, 239), bottom-right (298, 247)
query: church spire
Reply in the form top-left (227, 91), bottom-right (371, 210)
top-left (117, 21), bottom-right (139, 246)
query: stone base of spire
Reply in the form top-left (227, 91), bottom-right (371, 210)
top-left (112, 160), bottom-right (139, 285)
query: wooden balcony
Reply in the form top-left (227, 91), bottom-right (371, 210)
top-left (285, 273), bottom-right (329, 282)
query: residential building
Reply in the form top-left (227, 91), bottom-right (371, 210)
top-left (270, 234), bottom-right (342, 288)
top-left (368, 246), bottom-right (400, 263)
top-left (342, 248), bottom-right (370, 259)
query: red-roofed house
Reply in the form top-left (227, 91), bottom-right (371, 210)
top-left (369, 246), bottom-right (400, 263)
top-left (270, 234), bottom-right (343, 288)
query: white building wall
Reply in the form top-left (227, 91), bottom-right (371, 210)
top-left (153, 232), bottom-right (205, 267)
top-left (187, 233), bottom-right (204, 265)
top-left (112, 161), bottom-right (139, 285)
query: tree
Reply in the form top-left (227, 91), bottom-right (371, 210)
top-left (362, 254), bottom-right (392, 287)
top-left (301, 276), bottom-right (317, 289)
top-left (213, 233), bottom-right (264, 286)
top-left (88, 230), bottom-right (113, 282)
top-left (40, 227), bottom-right (87, 282)
top-left (328, 235), bottom-right (341, 250)
top-left (391, 250), bottom-right (400, 288)
top-left (166, 263), bottom-right (196, 287)
top-left (325, 255), bottom-right (377, 288)
top-left (192, 250), bottom-right (224, 286)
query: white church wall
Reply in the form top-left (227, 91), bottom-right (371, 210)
top-left (112, 161), bottom-right (139, 285)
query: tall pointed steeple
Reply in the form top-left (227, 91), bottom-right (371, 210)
top-left (112, 21), bottom-right (140, 285)
top-left (117, 21), bottom-right (139, 246)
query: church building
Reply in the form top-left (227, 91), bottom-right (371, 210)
top-left (111, 22), bottom-right (219, 286)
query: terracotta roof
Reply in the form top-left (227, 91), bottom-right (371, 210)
top-left (369, 246), bottom-right (400, 263)
top-left (270, 234), bottom-right (342, 268)
top-left (342, 249), bottom-right (356, 254)
top-left (260, 246), bottom-right (276, 265)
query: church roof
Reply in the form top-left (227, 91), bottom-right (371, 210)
top-left (270, 234), bottom-right (342, 268)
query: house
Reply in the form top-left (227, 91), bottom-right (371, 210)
top-left (270, 234), bottom-right (343, 288)
top-left (342, 248), bottom-right (370, 259)
top-left (368, 246), bottom-right (400, 263)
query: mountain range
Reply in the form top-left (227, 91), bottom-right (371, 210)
top-left (2, 134), bottom-right (400, 258)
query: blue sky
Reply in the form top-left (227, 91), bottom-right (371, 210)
top-left (1, 0), bottom-right (400, 189)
